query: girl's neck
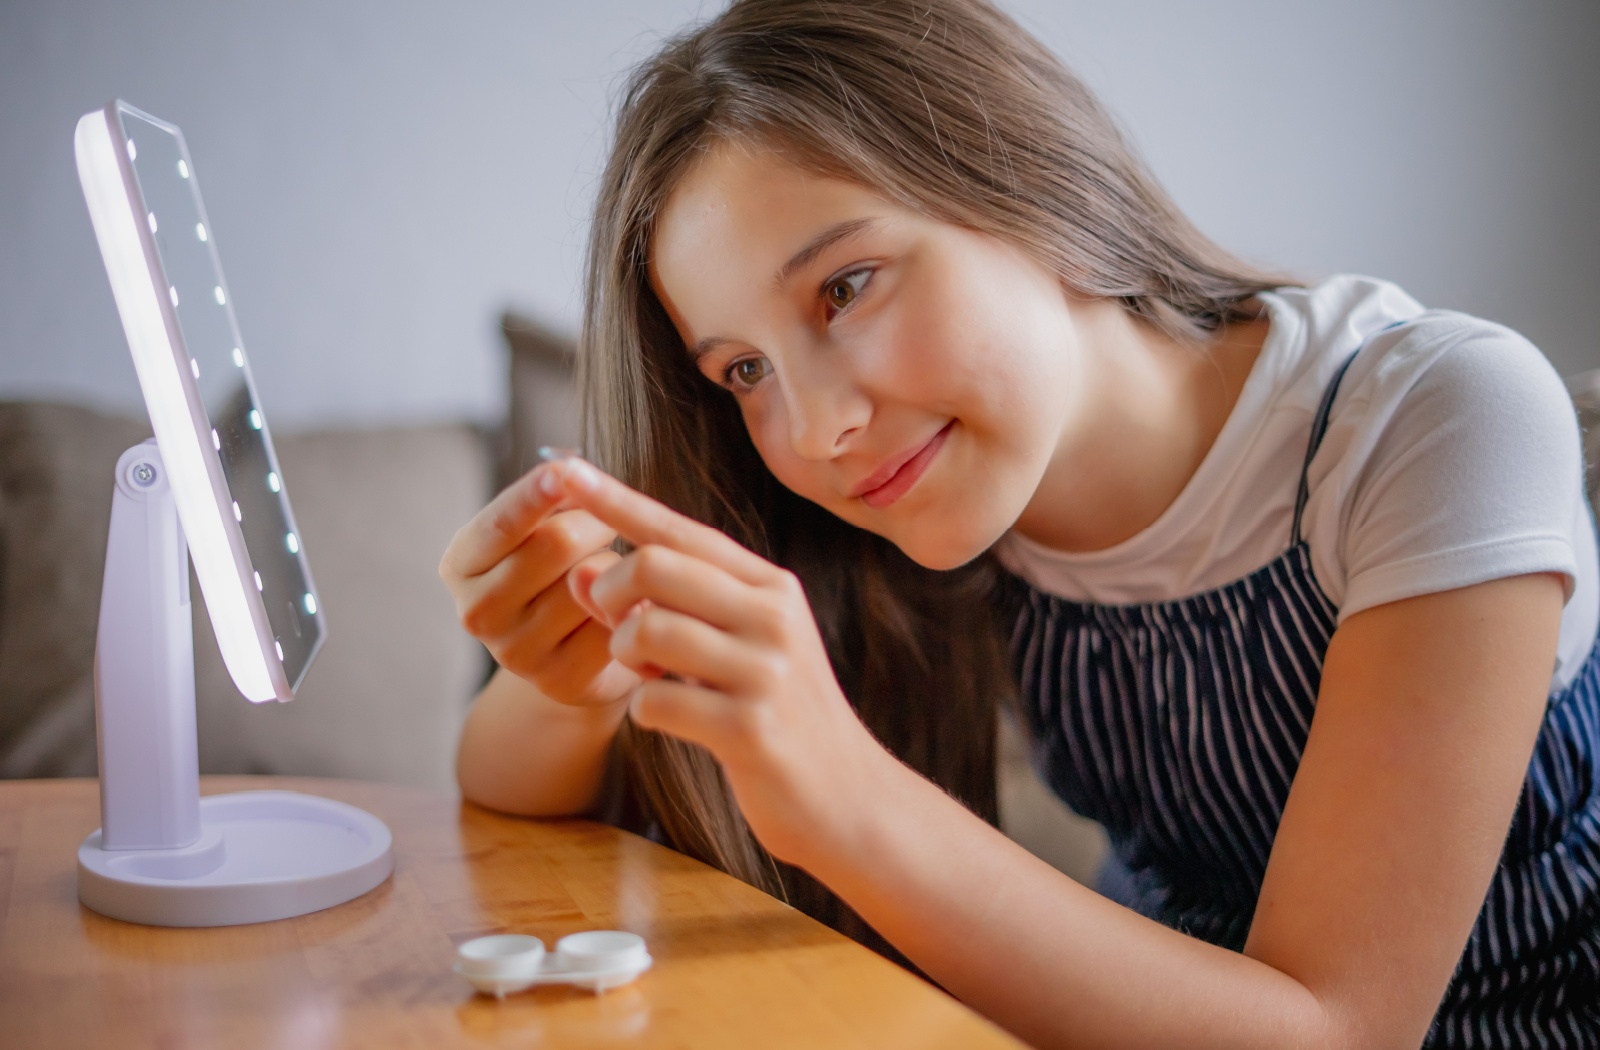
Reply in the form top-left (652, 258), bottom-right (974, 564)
top-left (1012, 304), bottom-right (1269, 554)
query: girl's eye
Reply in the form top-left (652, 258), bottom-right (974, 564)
top-left (725, 356), bottom-right (772, 389)
top-left (824, 269), bottom-right (871, 318)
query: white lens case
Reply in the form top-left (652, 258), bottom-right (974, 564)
top-left (454, 931), bottom-right (652, 998)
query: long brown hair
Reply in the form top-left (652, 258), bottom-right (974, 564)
top-left (579, 0), bottom-right (1286, 956)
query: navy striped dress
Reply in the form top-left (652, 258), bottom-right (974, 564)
top-left (1008, 350), bottom-right (1600, 1046)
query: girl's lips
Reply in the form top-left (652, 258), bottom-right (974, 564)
top-left (858, 422), bottom-right (953, 509)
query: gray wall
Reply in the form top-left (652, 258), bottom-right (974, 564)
top-left (2, 1), bottom-right (1595, 430)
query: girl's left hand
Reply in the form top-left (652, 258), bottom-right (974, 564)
top-left (551, 458), bottom-right (891, 867)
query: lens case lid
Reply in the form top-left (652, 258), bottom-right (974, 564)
top-left (556, 930), bottom-right (648, 972)
top-left (456, 934), bottom-right (545, 981)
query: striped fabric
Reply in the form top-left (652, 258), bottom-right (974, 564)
top-left (1007, 349), bottom-right (1600, 1045)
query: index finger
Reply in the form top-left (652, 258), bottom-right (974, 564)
top-left (555, 460), bottom-right (777, 586)
top-left (443, 465), bottom-right (566, 578)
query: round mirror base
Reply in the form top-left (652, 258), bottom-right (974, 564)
top-left (77, 790), bottom-right (393, 927)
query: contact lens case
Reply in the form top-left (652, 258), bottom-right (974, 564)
top-left (454, 930), bottom-right (652, 998)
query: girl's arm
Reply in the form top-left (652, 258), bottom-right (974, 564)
top-left (455, 667), bottom-right (628, 817)
top-left (552, 459), bottom-right (1564, 1050)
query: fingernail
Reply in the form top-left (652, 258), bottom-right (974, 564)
top-left (536, 468), bottom-right (561, 498)
top-left (567, 461), bottom-right (599, 491)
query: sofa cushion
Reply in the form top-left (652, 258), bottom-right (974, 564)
top-left (193, 424), bottom-right (491, 791)
top-left (498, 313), bottom-right (580, 492)
top-left (0, 403), bottom-right (151, 777)
top-left (0, 402), bottom-right (489, 791)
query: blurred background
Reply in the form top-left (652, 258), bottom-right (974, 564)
top-left (1, 0), bottom-right (1596, 880)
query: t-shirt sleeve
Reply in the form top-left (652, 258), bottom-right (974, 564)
top-left (1336, 318), bottom-right (1584, 621)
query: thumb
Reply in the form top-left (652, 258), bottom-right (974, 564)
top-left (568, 550), bottom-right (621, 626)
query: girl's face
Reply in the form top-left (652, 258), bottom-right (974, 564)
top-left (650, 143), bottom-right (1088, 569)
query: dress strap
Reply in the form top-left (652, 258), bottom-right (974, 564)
top-left (1289, 347), bottom-right (1362, 546)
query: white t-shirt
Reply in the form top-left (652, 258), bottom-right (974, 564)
top-left (998, 274), bottom-right (1598, 693)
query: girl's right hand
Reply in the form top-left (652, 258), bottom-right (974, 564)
top-left (439, 464), bottom-right (641, 709)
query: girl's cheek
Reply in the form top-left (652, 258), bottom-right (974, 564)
top-left (741, 399), bottom-right (792, 475)
top-left (738, 393), bottom-right (779, 453)
top-left (867, 292), bottom-right (953, 402)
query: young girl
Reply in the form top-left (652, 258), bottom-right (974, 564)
top-left (441, 1), bottom-right (1600, 1045)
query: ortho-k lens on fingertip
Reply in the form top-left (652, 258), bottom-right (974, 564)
top-left (535, 447), bottom-right (582, 498)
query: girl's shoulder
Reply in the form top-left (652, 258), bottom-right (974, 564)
top-left (1279, 274), bottom-right (1580, 530)
top-left (1260, 273), bottom-right (1569, 422)
top-left (1288, 274), bottom-right (1595, 691)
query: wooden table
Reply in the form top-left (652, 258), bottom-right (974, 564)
top-left (0, 776), bottom-right (1024, 1049)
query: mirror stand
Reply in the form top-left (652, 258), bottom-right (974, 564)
top-left (76, 441), bottom-right (393, 927)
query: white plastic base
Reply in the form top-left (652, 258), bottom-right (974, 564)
top-left (78, 790), bottom-right (393, 927)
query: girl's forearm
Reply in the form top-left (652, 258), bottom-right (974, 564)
top-left (807, 755), bottom-right (1331, 1050)
top-left (455, 667), bottom-right (629, 817)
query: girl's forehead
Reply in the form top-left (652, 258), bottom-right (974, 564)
top-left (648, 144), bottom-right (910, 350)
top-left (652, 144), bottom-right (889, 284)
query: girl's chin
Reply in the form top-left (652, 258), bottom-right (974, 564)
top-left (888, 517), bottom-right (1007, 571)
top-left (818, 483), bottom-right (1012, 569)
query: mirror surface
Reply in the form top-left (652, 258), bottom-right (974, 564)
top-left (119, 106), bottom-right (323, 691)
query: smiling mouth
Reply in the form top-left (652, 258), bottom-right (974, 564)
top-left (856, 422), bottom-right (953, 510)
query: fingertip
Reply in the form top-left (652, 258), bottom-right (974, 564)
top-left (564, 460), bottom-right (601, 493)
top-left (535, 464), bottom-right (563, 500)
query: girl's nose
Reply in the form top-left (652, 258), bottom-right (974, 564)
top-left (784, 357), bottom-right (870, 462)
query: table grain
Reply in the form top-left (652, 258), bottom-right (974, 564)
top-left (0, 776), bottom-right (1024, 1049)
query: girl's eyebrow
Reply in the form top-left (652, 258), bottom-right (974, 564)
top-left (772, 216), bottom-right (882, 289)
top-left (689, 334), bottom-right (732, 363)
top-left (689, 216), bottom-right (885, 363)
